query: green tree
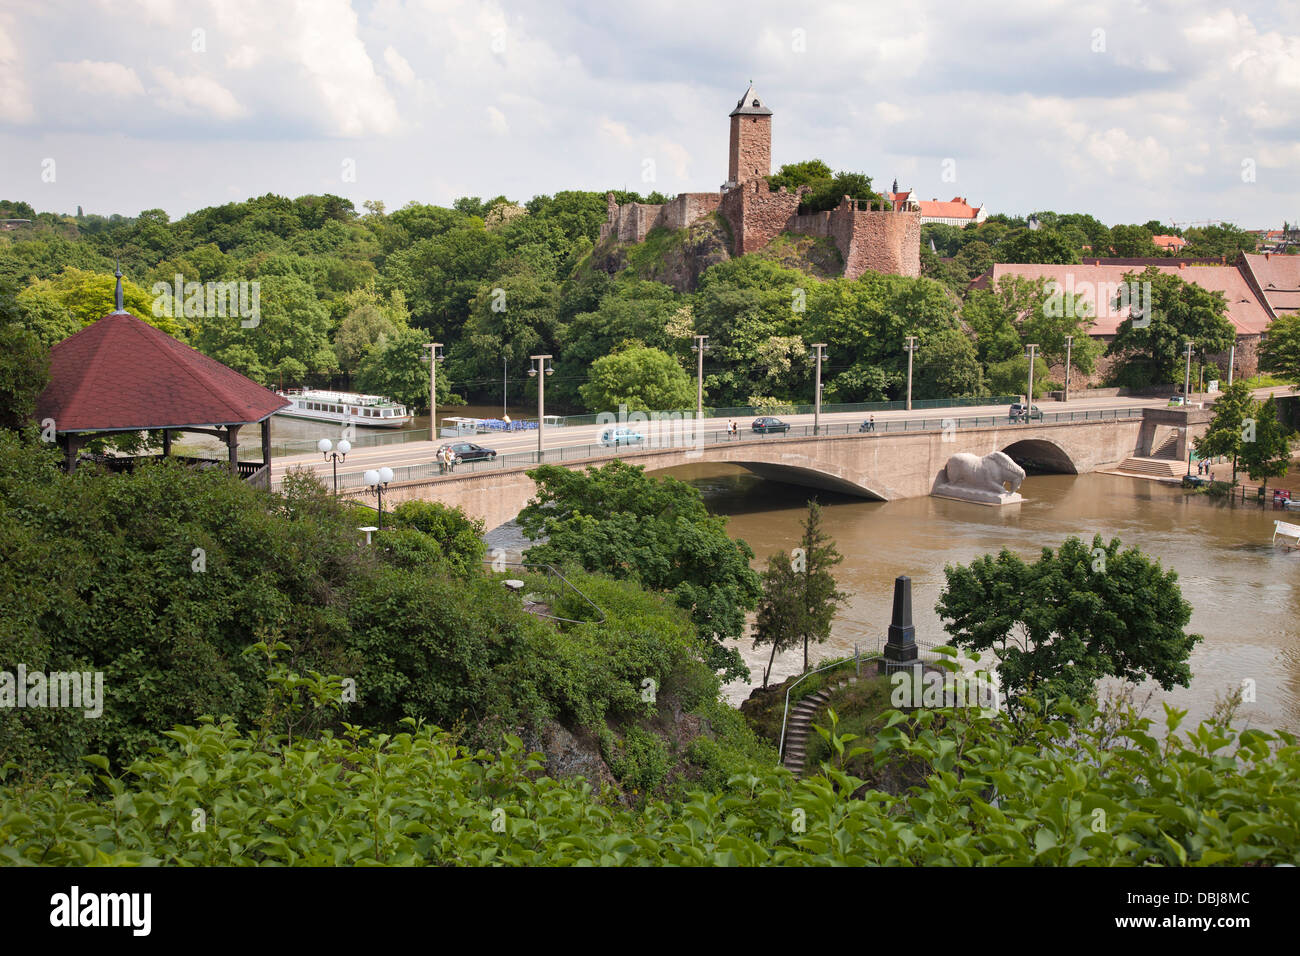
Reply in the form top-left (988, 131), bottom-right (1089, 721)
top-left (334, 303), bottom-right (397, 376)
top-left (995, 229), bottom-right (1081, 265)
top-left (1194, 380), bottom-right (1253, 483)
top-left (1108, 224), bottom-right (1159, 257)
top-left (192, 273), bottom-right (337, 386)
top-left (356, 325), bottom-right (459, 411)
top-left (0, 281), bottom-right (50, 434)
top-left (1259, 312), bottom-right (1300, 385)
top-left (1106, 267), bottom-right (1236, 387)
top-left (985, 354), bottom-right (1050, 399)
top-left (937, 535), bottom-right (1202, 710)
top-left (579, 345), bottom-right (695, 413)
top-left (913, 326), bottom-right (984, 398)
top-left (752, 551), bottom-right (801, 688)
top-left (790, 502), bottom-right (848, 672)
top-left (517, 461), bottom-right (761, 681)
top-left (1239, 397), bottom-right (1292, 496)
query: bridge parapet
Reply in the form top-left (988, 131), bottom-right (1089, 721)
top-left (342, 410), bottom-right (1147, 531)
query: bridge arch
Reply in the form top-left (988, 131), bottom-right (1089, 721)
top-left (648, 459), bottom-right (889, 501)
top-left (1000, 437), bottom-right (1078, 474)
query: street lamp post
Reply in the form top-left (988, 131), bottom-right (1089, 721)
top-left (1025, 343), bottom-right (1039, 418)
top-left (691, 335), bottom-right (709, 427)
top-left (1064, 335), bottom-right (1073, 404)
top-left (1183, 341), bottom-right (1194, 477)
top-left (904, 336), bottom-right (918, 411)
top-left (421, 342), bottom-right (444, 441)
top-left (318, 437), bottom-right (351, 495)
top-left (363, 466), bottom-right (394, 529)
top-left (528, 354), bottom-right (554, 460)
top-left (811, 343), bottom-right (826, 434)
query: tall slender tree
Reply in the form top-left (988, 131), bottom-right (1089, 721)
top-left (752, 501), bottom-right (848, 682)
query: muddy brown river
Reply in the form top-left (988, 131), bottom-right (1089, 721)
top-left (666, 465), bottom-right (1299, 731)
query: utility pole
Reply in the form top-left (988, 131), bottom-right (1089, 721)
top-left (1183, 340), bottom-right (1194, 405)
top-left (1025, 343), bottom-right (1039, 416)
top-left (423, 342), bottom-right (443, 440)
top-left (811, 343), bottom-right (826, 435)
top-left (502, 356), bottom-right (508, 419)
top-left (691, 335), bottom-right (709, 426)
top-left (1064, 335), bottom-right (1073, 404)
top-left (904, 336), bottom-right (918, 411)
top-left (528, 354), bottom-right (553, 460)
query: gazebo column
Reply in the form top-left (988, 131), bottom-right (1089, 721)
top-left (61, 433), bottom-right (85, 473)
top-left (162, 430), bottom-right (172, 456)
top-left (261, 418), bottom-right (271, 476)
top-left (226, 424), bottom-right (242, 476)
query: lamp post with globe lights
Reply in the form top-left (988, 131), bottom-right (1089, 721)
top-left (318, 438), bottom-right (351, 495)
top-left (364, 466), bottom-right (394, 529)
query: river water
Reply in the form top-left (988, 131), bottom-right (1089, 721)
top-left (663, 465), bottom-right (1300, 732)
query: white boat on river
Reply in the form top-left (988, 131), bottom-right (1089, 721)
top-left (275, 389), bottom-right (412, 429)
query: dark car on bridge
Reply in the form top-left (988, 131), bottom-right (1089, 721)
top-left (752, 416), bottom-right (790, 434)
top-left (1008, 403), bottom-right (1043, 422)
top-left (436, 441), bottom-right (497, 463)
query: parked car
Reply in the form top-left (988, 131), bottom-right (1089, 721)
top-left (752, 416), bottom-right (791, 434)
top-left (436, 441), bottom-right (497, 463)
top-left (599, 426), bottom-right (646, 447)
top-left (1008, 402), bottom-right (1042, 421)
top-left (1168, 395), bottom-right (1187, 407)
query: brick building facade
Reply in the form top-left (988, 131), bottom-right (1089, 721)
top-left (599, 85), bottom-right (921, 281)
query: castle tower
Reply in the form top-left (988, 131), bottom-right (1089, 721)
top-left (727, 83), bottom-right (772, 188)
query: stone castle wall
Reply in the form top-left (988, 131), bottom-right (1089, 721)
top-left (718, 181), bottom-right (802, 254)
top-left (599, 192), bottom-right (722, 243)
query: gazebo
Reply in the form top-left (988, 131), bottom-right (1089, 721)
top-left (35, 269), bottom-right (289, 487)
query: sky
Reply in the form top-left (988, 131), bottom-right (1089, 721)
top-left (1, 0), bottom-right (1297, 228)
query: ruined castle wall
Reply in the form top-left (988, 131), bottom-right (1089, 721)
top-left (791, 210), bottom-right (833, 238)
top-left (720, 181), bottom-right (801, 255)
top-left (615, 203), bottom-right (665, 243)
top-left (826, 201), bottom-right (921, 280)
top-left (660, 192), bottom-right (722, 231)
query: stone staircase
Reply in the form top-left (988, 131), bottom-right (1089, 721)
top-left (1150, 431), bottom-right (1180, 459)
top-left (781, 675), bottom-right (859, 778)
top-left (1113, 457), bottom-right (1184, 478)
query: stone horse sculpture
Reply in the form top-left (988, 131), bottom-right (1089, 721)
top-left (932, 450), bottom-right (1026, 505)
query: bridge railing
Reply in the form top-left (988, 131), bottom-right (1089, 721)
top-left (324, 406), bottom-right (1146, 490)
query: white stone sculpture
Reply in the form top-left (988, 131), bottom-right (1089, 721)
top-left (932, 450), bottom-right (1026, 505)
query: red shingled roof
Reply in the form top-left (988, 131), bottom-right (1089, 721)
top-left (36, 312), bottom-right (290, 433)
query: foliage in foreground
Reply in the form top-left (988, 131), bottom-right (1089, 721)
top-left (518, 461), bottom-right (761, 682)
top-left (2, 693), bottom-right (1296, 866)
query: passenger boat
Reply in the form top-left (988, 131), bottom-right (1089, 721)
top-left (275, 389), bottom-right (412, 429)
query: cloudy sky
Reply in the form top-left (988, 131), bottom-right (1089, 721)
top-left (1, 0), bottom-right (1297, 227)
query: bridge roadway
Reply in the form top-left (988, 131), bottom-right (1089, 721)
top-left (274, 386), bottom-right (1293, 530)
top-left (278, 394), bottom-right (1172, 486)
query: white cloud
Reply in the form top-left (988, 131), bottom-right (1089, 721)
top-left (56, 60), bottom-right (145, 97)
top-left (0, 12), bottom-right (34, 122)
top-left (383, 46), bottom-right (416, 87)
top-left (151, 67), bottom-right (246, 119)
top-left (486, 105), bottom-right (509, 135)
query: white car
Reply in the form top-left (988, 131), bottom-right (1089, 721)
top-left (600, 426), bottom-right (646, 447)
top-left (1168, 395), bottom-right (1187, 407)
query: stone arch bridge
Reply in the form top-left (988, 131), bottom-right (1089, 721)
top-left (357, 414), bottom-right (1154, 531)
